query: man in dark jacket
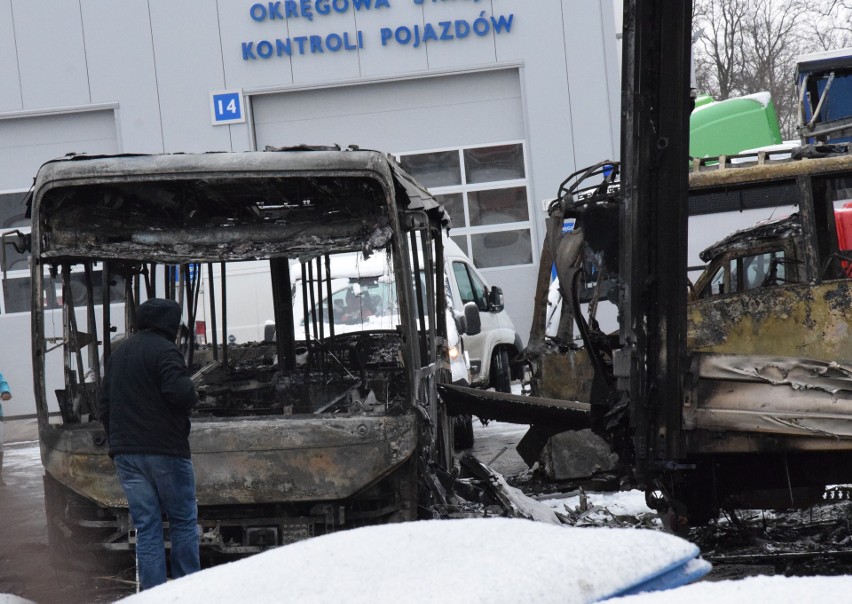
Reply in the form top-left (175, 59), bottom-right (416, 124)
top-left (99, 298), bottom-right (200, 591)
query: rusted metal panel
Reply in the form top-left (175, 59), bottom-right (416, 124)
top-left (683, 352), bottom-right (852, 443)
top-left (40, 427), bottom-right (126, 507)
top-left (685, 429), bottom-right (852, 454)
top-left (439, 383), bottom-right (590, 428)
top-left (687, 279), bottom-right (852, 445)
top-left (697, 354), bottom-right (852, 395)
top-left (688, 280), bottom-right (852, 360)
top-left (40, 413), bottom-right (418, 508)
top-left (689, 154), bottom-right (852, 189)
top-left (190, 415), bottom-right (418, 504)
top-left (538, 350), bottom-right (595, 403)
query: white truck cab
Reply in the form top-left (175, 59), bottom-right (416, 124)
top-left (443, 237), bottom-right (522, 392)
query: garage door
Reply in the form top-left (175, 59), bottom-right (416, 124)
top-left (0, 109), bottom-right (119, 190)
top-left (252, 69), bottom-right (524, 155)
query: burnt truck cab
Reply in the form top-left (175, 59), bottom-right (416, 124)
top-left (691, 214), bottom-right (804, 300)
top-left (26, 149), bottom-right (453, 568)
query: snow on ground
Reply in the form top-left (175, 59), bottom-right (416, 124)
top-left (3, 442), bottom-right (42, 475)
top-left (606, 575), bottom-right (852, 603)
top-left (6, 439), bottom-right (852, 601)
top-left (542, 489), bottom-right (661, 529)
top-left (0, 596), bottom-right (35, 604)
top-left (542, 489), bottom-right (653, 518)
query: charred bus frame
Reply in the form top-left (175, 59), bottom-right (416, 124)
top-left (24, 149), bottom-right (452, 566)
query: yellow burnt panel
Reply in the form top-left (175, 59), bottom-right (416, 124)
top-left (540, 349), bottom-right (594, 403)
top-left (687, 280), bottom-right (852, 361)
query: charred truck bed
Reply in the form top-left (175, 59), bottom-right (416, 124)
top-left (528, 145), bottom-right (852, 525)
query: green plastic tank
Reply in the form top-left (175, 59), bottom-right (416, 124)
top-left (690, 92), bottom-right (783, 158)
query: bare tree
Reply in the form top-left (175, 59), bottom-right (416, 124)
top-left (805, 0), bottom-right (852, 50)
top-left (742, 0), bottom-right (809, 135)
top-left (693, 0), bottom-right (750, 100)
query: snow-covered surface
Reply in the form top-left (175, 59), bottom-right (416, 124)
top-left (797, 46), bottom-right (852, 66)
top-left (542, 489), bottom-right (656, 519)
top-left (690, 91), bottom-right (772, 115)
top-left (742, 91), bottom-right (772, 108)
top-left (5, 438), bottom-right (852, 602)
top-left (117, 518), bottom-right (705, 604)
top-left (2, 442), bottom-right (41, 474)
top-left (607, 575), bottom-right (852, 603)
top-left (0, 596), bottom-right (36, 604)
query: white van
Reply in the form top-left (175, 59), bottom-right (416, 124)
top-left (198, 239), bottom-right (518, 391)
top-left (443, 237), bottom-right (522, 392)
top-left (286, 269), bottom-right (472, 386)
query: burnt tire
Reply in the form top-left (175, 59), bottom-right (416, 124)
top-left (490, 348), bottom-right (512, 393)
top-left (453, 415), bottom-right (474, 450)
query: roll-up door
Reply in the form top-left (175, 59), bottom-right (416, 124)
top-left (0, 109), bottom-right (118, 189)
top-left (253, 69), bottom-right (523, 155)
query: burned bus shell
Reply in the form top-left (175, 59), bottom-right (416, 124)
top-left (529, 147), bottom-right (852, 523)
top-left (27, 149), bottom-right (451, 565)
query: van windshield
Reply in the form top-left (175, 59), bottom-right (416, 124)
top-left (298, 276), bottom-right (398, 336)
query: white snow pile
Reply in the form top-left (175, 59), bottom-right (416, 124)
top-left (118, 517), bottom-right (706, 604)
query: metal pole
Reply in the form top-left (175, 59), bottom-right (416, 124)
top-left (617, 0), bottom-right (693, 477)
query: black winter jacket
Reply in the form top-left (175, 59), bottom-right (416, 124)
top-left (99, 298), bottom-right (198, 458)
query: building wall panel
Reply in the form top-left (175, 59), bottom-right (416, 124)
top-left (12, 0), bottom-right (90, 109)
top-left (0, 0), bottom-right (22, 112)
top-left (81, 0), bottom-right (163, 153)
top-left (148, 0), bottom-right (232, 153)
top-left (253, 69), bottom-right (523, 153)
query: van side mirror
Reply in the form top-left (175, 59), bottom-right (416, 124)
top-left (488, 286), bottom-right (504, 313)
top-left (454, 313), bottom-right (467, 335)
top-left (463, 302), bottom-right (481, 336)
top-left (264, 322), bottom-right (276, 343)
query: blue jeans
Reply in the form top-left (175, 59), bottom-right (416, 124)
top-left (114, 454), bottom-right (200, 590)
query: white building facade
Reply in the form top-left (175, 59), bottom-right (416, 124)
top-left (0, 0), bottom-right (620, 415)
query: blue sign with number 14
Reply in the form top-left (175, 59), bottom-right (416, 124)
top-left (210, 91), bottom-right (245, 125)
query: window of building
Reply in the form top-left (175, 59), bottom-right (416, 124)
top-left (398, 142), bottom-right (534, 270)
